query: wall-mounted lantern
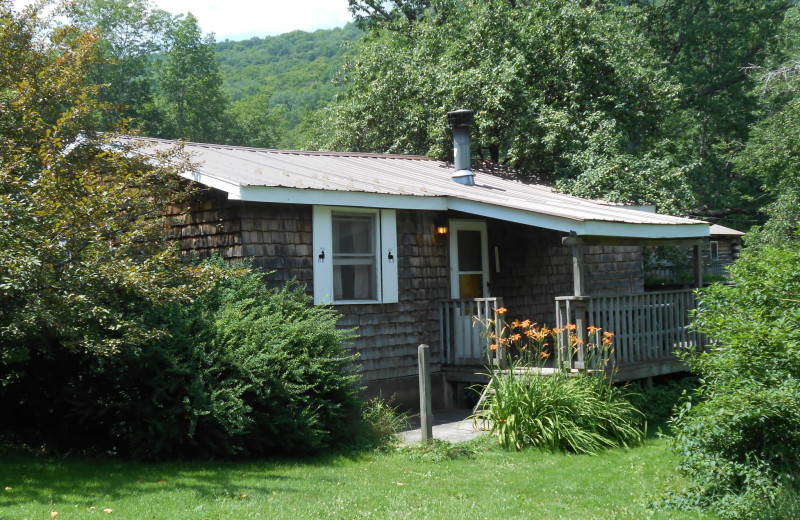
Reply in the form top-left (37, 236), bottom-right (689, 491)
top-left (434, 218), bottom-right (448, 243)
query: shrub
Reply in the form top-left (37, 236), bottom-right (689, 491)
top-left (0, 262), bottom-right (362, 459)
top-left (179, 267), bottom-right (362, 457)
top-left (625, 375), bottom-right (700, 427)
top-left (668, 242), bottom-right (800, 518)
top-left (353, 397), bottom-right (409, 449)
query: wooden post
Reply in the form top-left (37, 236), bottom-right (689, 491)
top-left (693, 244), bottom-right (703, 289)
top-left (571, 244), bottom-right (585, 297)
top-left (574, 299), bottom-right (587, 370)
top-left (418, 344), bottom-right (433, 442)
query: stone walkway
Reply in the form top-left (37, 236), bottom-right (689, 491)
top-left (398, 409), bottom-right (490, 445)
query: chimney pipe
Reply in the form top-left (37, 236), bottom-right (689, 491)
top-left (447, 109), bottom-right (475, 186)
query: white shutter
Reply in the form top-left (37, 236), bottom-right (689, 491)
top-left (312, 206), bottom-right (334, 305)
top-left (380, 209), bottom-right (398, 304)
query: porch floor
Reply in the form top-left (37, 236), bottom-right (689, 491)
top-left (443, 356), bottom-right (687, 384)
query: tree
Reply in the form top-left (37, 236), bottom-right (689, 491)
top-left (732, 7), bottom-right (800, 245)
top-left (67, 0), bottom-right (172, 126)
top-left (0, 0), bottom-right (215, 370)
top-left (347, 0), bottom-right (431, 31)
top-left (155, 13), bottom-right (228, 141)
top-left (321, 0), bottom-right (693, 212)
top-left (635, 0), bottom-right (792, 219)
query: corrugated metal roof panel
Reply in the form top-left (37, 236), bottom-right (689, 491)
top-left (137, 137), bottom-right (707, 233)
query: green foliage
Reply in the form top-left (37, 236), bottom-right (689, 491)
top-left (215, 25), bottom-right (361, 149)
top-left (0, 261), bottom-right (362, 459)
top-left (320, 0), bottom-right (696, 212)
top-left (185, 268), bottom-right (361, 457)
top-left (734, 11), bottom-right (800, 248)
top-left (481, 367), bottom-right (645, 454)
top-left (353, 397), bottom-right (409, 450)
top-left (668, 244), bottom-right (800, 517)
top-left (626, 376), bottom-right (700, 427)
top-left (644, 246), bottom-right (694, 285)
top-left (67, 0), bottom-right (172, 126)
top-left (636, 0), bottom-right (789, 218)
top-left (155, 13), bottom-right (228, 141)
top-left (0, 1), bottom-right (213, 365)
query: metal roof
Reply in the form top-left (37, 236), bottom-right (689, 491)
top-left (709, 224), bottom-right (745, 237)
top-left (136, 137), bottom-right (709, 240)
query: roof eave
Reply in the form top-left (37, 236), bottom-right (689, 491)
top-left (186, 173), bottom-right (709, 240)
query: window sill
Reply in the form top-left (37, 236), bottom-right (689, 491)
top-left (333, 299), bottom-right (384, 305)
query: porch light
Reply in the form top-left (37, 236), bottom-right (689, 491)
top-left (434, 218), bottom-right (448, 244)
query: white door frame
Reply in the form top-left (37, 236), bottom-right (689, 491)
top-left (448, 219), bottom-right (490, 299)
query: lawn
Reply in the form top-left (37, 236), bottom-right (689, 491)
top-left (0, 437), bottom-right (715, 520)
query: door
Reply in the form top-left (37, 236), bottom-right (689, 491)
top-left (449, 220), bottom-right (490, 299)
top-left (448, 220), bottom-right (490, 363)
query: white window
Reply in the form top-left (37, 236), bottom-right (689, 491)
top-left (313, 206), bottom-right (398, 304)
top-left (709, 241), bottom-right (719, 261)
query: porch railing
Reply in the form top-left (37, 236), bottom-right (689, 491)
top-left (555, 289), bottom-right (701, 370)
top-left (439, 297), bottom-right (504, 366)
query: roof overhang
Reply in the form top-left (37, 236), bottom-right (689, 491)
top-left (182, 171), bottom-right (709, 241)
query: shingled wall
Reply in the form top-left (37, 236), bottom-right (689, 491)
top-left (176, 191), bottom-right (643, 391)
top-left (488, 220), bottom-right (644, 326)
top-left (176, 191), bottom-right (450, 384)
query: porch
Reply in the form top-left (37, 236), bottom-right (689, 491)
top-left (439, 287), bottom-right (701, 384)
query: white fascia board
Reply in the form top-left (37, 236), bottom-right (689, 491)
top-left (181, 171), bottom-right (242, 200)
top-left (447, 198), bottom-right (582, 234)
top-left (582, 220), bottom-right (709, 239)
top-left (187, 174), bottom-right (709, 239)
top-left (239, 185), bottom-right (447, 210)
top-left (449, 198), bottom-right (709, 239)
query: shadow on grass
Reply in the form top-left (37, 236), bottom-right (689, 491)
top-left (0, 445), bottom-right (374, 507)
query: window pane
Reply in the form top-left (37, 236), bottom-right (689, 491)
top-left (459, 274), bottom-right (482, 299)
top-left (335, 264), bottom-right (376, 300)
top-left (457, 230), bottom-right (482, 272)
top-left (332, 213), bottom-right (377, 301)
top-left (333, 215), bottom-right (373, 254)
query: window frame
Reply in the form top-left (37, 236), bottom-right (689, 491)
top-left (709, 241), bottom-right (719, 262)
top-left (313, 206), bottom-right (398, 305)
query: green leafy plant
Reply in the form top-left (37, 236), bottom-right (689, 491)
top-left (668, 242), bottom-right (800, 518)
top-left (352, 397), bottom-right (409, 450)
top-left (475, 318), bottom-right (645, 454)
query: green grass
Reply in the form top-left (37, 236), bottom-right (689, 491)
top-left (0, 438), bottom-right (715, 520)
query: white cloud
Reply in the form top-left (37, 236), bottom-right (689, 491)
top-left (151, 0), bottom-right (353, 40)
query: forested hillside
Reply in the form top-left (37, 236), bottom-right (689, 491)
top-left (216, 24), bottom-right (362, 148)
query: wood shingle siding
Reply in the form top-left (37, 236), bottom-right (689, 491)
top-left (488, 220), bottom-right (644, 326)
top-left (334, 210), bottom-right (449, 382)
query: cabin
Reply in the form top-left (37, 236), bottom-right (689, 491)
top-left (140, 111), bottom-right (710, 409)
top-left (645, 223), bottom-right (744, 287)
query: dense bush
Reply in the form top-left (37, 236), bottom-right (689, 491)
top-left (0, 264), bottom-right (362, 459)
top-left (185, 270), bottom-right (361, 457)
top-left (626, 375), bottom-right (700, 427)
top-left (668, 241), bottom-right (800, 518)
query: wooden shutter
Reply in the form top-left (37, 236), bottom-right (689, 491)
top-left (312, 206), bottom-right (334, 305)
top-left (380, 209), bottom-right (398, 304)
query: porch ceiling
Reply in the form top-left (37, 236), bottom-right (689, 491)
top-left (135, 137), bottom-right (710, 241)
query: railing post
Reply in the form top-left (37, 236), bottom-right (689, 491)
top-left (573, 299), bottom-right (588, 370)
top-left (494, 298), bottom-right (507, 369)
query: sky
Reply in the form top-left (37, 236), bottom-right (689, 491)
top-left (150, 0), bottom-right (354, 41)
top-left (13, 0), bottom-right (355, 41)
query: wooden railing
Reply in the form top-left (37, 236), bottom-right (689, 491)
top-left (555, 290), bottom-right (701, 370)
top-left (439, 297), bottom-right (504, 366)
